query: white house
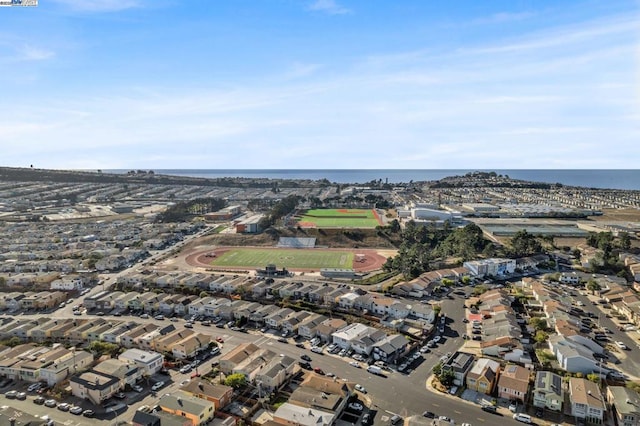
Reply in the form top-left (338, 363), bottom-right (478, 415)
top-left (50, 275), bottom-right (86, 291)
top-left (118, 348), bottom-right (164, 376)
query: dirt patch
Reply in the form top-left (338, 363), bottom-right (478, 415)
top-left (589, 208), bottom-right (640, 222)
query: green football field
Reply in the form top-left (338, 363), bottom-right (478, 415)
top-left (210, 248), bottom-right (354, 269)
top-left (297, 208), bottom-right (381, 228)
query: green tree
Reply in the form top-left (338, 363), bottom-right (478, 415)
top-left (461, 276), bottom-right (471, 285)
top-left (224, 373), bottom-right (247, 389)
top-left (586, 373), bottom-right (600, 383)
top-left (438, 369), bottom-right (455, 387)
top-left (472, 285), bottom-right (488, 296)
top-left (199, 291), bottom-right (209, 298)
top-left (88, 341), bottom-right (120, 356)
top-left (619, 232), bottom-right (631, 250)
top-left (529, 317), bottom-right (548, 331)
top-left (586, 279), bottom-right (601, 294)
top-left (509, 230), bottom-right (543, 257)
top-left (534, 330), bottom-right (549, 344)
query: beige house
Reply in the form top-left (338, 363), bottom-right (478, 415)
top-left (498, 364), bottom-right (530, 403)
top-left (466, 358), bottom-right (500, 395)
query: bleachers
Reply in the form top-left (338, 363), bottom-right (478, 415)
top-left (276, 237), bottom-right (317, 248)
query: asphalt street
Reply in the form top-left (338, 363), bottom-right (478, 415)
top-left (5, 284), bottom-right (532, 426)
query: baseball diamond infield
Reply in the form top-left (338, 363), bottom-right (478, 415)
top-left (185, 247), bottom-right (388, 272)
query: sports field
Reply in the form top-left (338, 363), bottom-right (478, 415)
top-left (209, 248), bottom-right (354, 269)
top-left (297, 208), bottom-right (382, 228)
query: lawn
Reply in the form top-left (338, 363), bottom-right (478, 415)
top-left (210, 248), bottom-right (354, 269)
top-left (297, 208), bottom-right (381, 228)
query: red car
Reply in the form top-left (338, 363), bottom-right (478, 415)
top-left (216, 337), bottom-right (224, 343)
top-left (313, 367), bottom-right (324, 375)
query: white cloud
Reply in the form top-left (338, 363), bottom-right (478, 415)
top-left (281, 62), bottom-right (323, 80)
top-left (50, 0), bottom-right (142, 12)
top-left (19, 45), bottom-right (55, 61)
top-left (1, 8), bottom-right (638, 169)
top-left (308, 0), bottom-right (351, 15)
top-left (472, 11), bottom-right (536, 25)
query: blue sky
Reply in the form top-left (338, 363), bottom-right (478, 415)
top-left (0, 0), bottom-right (638, 169)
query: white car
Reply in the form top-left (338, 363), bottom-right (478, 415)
top-left (28, 382), bottom-right (42, 392)
top-left (132, 384), bottom-right (144, 393)
top-left (348, 402), bottom-right (363, 411)
top-left (615, 341), bottom-right (628, 350)
top-left (310, 346), bottom-right (323, 354)
top-left (354, 384), bottom-right (366, 393)
top-left (151, 381), bottom-right (165, 391)
top-left (349, 361), bottom-right (361, 368)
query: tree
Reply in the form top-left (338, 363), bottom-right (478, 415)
top-left (224, 373), bottom-right (247, 389)
top-left (534, 330), bottom-right (549, 344)
top-left (586, 373), bottom-right (600, 383)
top-left (586, 279), bottom-right (601, 295)
top-left (619, 232), bottom-right (631, 250)
top-left (88, 341), bottom-right (120, 356)
top-left (472, 285), bottom-right (488, 296)
top-left (438, 368), bottom-right (455, 387)
top-left (461, 276), bottom-right (471, 285)
top-left (529, 317), bottom-right (548, 331)
top-left (509, 230), bottom-right (543, 257)
top-left (199, 291), bottom-right (209, 298)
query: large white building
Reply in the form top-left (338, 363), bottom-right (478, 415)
top-left (331, 323), bottom-right (386, 355)
top-left (118, 349), bottom-right (164, 376)
top-left (463, 258), bottom-right (516, 277)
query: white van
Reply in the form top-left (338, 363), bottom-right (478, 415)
top-left (513, 413), bottom-right (532, 424)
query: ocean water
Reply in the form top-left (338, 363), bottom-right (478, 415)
top-left (109, 169), bottom-right (640, 191)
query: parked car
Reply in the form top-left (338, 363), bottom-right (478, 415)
top-left (114, 392), bottom-right (126, 400)
top-left (132, 384), bottom-right (144, 393)
top-left (34, 396), bottom-right (46, 405)
top-left (184, 322), bottom-right (194, 328)
top-left (616, 341), bottom-right (628, 350)
top-left (513, 413), bottom-right (532, 424)
top-left (481, 404), bottom-right (497, 414)
top-left (151, 381), bottom-right (165, 391)
top-left (300, 354), bottom-right (312, 362)
top-left (82, 409), bottom-right (95, 418)
top-left (28, 382), bottom-right (42, 392)
top-left (348, 402), bottom-right (363, 412)
top-left (57, 403), bottom-right (71, 411)
top-left (105, 403), bottom-right (126, 413)
top-left (354, 384), bottom-right (366, 393)
top-left (4, 390), bottom-right (17, 399)
top-left (16, 392), bottom-right (26, 400)
top-left (422, 411), bottom-right (435, 418)
top-left (70, 406), bottom-right (83, 415)
top-left (44, 399), bottom-right (57, 408)
top-left (362, 413), bottom-right (372, 425)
